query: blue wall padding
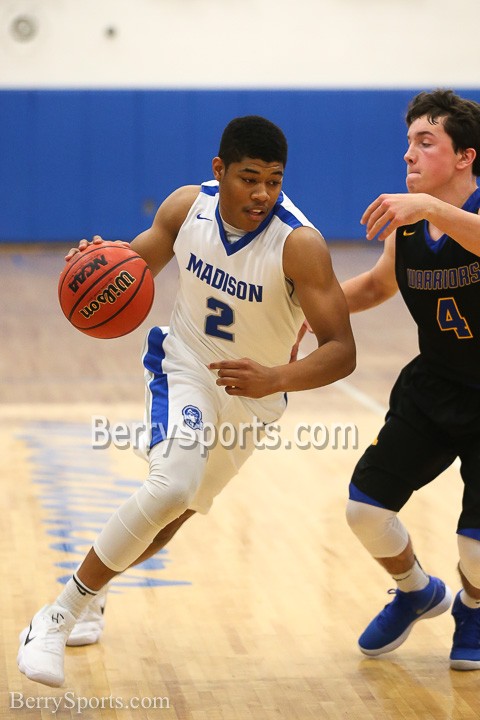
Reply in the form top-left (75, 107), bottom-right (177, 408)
top-left (2, 89), bottom-right (479, 242)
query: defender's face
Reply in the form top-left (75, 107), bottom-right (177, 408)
top-left (404, 116), bottom-right (462, 195)
top-left (212, 156), bottom-right (284, 232)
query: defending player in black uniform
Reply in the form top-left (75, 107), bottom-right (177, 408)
top-left (342, 89), bottom-right (480, 669)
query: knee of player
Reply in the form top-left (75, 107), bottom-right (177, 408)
top-left (346, 498), bottom-right (409, 558)
top-left (345, 498), bottom-right (372, 532)
top-left (144, 472), bottom-right (199, 512)
top-left (346, 498), bottom-right (394, 536)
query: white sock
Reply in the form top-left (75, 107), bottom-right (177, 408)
top-left (55, 574), bottom-right (98, 619)
top-left (460, 589), bottom-right (480, 609)
top-left (392, 558), bottom-right (429, 593)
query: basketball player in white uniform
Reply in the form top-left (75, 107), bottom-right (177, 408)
top-left (18, 115), bottom-right (356, 687)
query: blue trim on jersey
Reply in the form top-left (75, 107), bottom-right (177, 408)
top-left (201, 182), bottom-right (305, 256)
top-left (200, 183), bottom-right (219, 197)
top-left (215, 203), bottom-right (276, 256)
top-left (464, 186), bottom-right (480, 212)
top-left (142, 327), bottom-right (169, 448)
top-left (423, 221), bottom-right (447, 254)
top-left (215, 191), bottom-right (306, 257)
top-left (348, 482), bottom-right (388, 508)
top-left (458, 528), bottom-right (480, 541)
top-left (274, 203), bottom-right (304, 231)
top-left (424, 186), bottom-right (480, 254)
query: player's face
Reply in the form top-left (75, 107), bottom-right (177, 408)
top-left (213, 157), bottom-right (284, 232)
top-left (404, 116), bottom-right (463, 196)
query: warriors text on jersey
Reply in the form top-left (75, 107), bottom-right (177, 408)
top-left (169, 180), bottom-right (314, 369)
top-left (395, 187), bottom-right (480, 385)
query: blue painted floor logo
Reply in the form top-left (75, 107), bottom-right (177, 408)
top-left (19, 420), bottom-right (190, 591)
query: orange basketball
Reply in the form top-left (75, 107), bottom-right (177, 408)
top-left (58, 241), bottom-right (155, 339)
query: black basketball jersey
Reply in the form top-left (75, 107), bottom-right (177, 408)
top-left (395, 187), bottom-right (480, 386)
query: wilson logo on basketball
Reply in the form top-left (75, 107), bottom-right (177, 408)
top-left (68, 255), bottom-right (109, 293)
top-left (79, 271), bottom-right (136, 319)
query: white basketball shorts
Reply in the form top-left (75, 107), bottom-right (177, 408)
top-left (135, 326), bottom-right (287, 514)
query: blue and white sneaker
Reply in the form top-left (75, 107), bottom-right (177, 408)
top-left (359, 576), bottom-right (452, 656)
top-left (450, 591), bottom-right (480, 670)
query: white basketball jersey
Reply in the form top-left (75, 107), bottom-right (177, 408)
top-left (169, 180), bottom-right (315, 368)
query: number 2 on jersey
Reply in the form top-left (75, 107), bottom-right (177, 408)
top-left (436, 297), bottom-right (473, 339)
top-left (205, 297), bottom-right (235, 341)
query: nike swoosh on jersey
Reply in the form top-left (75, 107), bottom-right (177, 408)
top-left (403, 229), bottom-right (416, 236)
top-left (196, 213), bottom-right (212, 221)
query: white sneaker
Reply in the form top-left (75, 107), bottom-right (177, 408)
top-left (66, 587), bottom-right (107, 647)
top-left (17, 604), bottom-right (76, 687)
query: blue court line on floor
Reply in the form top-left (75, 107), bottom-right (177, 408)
top-left (18, 420), bottom-right (191, 590)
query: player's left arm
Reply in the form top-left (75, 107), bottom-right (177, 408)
top-left (362, 192), bottom-right (480, 256)
top-left (279, 226), bottom-right (356, 390)
top-left (210, 227), bottom-right (356, 397)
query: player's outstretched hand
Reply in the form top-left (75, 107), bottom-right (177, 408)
top-left (209, 358), bottom-right (280, 399)
top-left (361, 192), bottom-right (429, 241)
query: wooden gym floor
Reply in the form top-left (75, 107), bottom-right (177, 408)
top-left (0, 242), bottom-right (478, 720)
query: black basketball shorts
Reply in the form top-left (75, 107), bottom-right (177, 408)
top-left (350, 356), bottom-right (480, 534)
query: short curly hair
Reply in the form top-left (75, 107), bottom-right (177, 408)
top-left (218, 116), bottom-right (288, 168)
top-left (406, 89), bottom-right (480, 176)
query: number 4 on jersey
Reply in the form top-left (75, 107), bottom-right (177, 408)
top-left (437, 297), bottom-right (473, 339)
